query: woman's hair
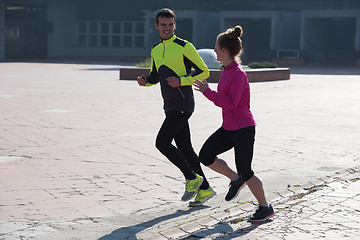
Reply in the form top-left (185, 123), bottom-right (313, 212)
top-left (217, 25), bottom-right (243, 61)
top-left (156, 8), bottom-right (176, 24)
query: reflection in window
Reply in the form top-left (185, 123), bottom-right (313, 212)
top-left (6, 24), bottom-right (21, 40)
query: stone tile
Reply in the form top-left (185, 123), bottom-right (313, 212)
top-left (141, 234), bottom-right (168, 240)
top-left (211, 211), bottom-right (231, 221)
top-left (178, 221), bottom-right (202, 234)
top-left (160, 227), bottom-right (188, 239)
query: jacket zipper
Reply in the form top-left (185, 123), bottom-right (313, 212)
top-left (162, 40), bottom-right (165, 58)
top-left (163, 38), bottom-right (185, 99)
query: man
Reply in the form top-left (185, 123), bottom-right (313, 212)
top-left (137, 8), bottom-right (214, 207)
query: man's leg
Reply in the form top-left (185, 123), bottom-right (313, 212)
top-left (174, 116), bottom-right (209, 190)
top-left (155, 111), bottom-right (203, 201)
top-left (155, 111), bottom-right (195, 180)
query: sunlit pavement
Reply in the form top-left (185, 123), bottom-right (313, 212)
top-left (0, 61), bottom-right (359, 239)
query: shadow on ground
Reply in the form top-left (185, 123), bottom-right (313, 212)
top-left (180, 219), bottom-right (272, 240)
top-left (97, 206), bottom-right (210, 240)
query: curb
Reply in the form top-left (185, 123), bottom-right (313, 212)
top-left (138, 165), bottom-right (360, 240)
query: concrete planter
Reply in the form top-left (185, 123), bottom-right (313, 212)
top-left (119, 67), bottom-right (290, 83)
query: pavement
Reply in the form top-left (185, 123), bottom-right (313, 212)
top-left (0, 61), bottom-right (359, 240)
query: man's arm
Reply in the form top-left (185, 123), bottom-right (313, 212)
top-left (145, 56), bottom-right (160, 86)
top-left (180, 42), bottom-right (210, 86)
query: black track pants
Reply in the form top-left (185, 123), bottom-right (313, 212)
top-left (155, 111), bottom-right (209, 189)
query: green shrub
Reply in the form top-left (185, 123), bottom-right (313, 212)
top-left (136, 58), bottom-right (152, 68)
top-left (248, 61), bottom-right (278, 69)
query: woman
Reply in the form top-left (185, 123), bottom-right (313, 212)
top-left (193, 26), bottom-right (275, 222)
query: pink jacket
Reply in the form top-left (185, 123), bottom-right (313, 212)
top-left (203, 61), bottom-right (256, 130)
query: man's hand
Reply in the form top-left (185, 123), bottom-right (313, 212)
top-left (137, 75), bottom-right (147, 86)
top-left (193, 79), bottom-right (209, 93)
top-left (166, 76), bottom-right (181, 88)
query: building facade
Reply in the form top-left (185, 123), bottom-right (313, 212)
top-left (0, 0), bottom-right (359, 63)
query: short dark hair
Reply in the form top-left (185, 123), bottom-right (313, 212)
top-left (156, 8), bottom-right (176, 24)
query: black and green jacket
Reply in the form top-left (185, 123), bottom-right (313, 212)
top-left (146, 35), bottom-right (209, 112)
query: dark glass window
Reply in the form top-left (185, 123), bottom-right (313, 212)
top-left (112, 22), bottom-right (121, 34)
top-left (89, 22), bottom-right (98, 33)
top-left (112, 36), bottom-right (121, 47)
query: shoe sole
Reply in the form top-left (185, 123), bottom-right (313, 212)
top-left (226, 182), bottom-right (246, 201)
top-left (181, 176), bottom-right (204, 202)
top-left (248, 212), bottom-right (275, 222)
top-left (189, 191), bottom-right (216, 207)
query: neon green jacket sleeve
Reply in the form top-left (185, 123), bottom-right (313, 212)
top-left (180, 42), bottom-right (210, 86)
top-left (145, 54), bottom-right (159, 87)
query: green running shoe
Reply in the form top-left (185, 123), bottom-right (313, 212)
top-left (189, 186), bottom-right (216, 207)
top-left (181, 174), bottom-right (203, 201)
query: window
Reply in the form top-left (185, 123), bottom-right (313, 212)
top-left (78, 22), bottom-right (86, 34)
top-left (111, 22), bottom-right (121, 47)
top-left (77, 22), bottom-right (87, 47)
top-left (76, 21), bottom-right (145, 48)
top-left (89, 22), bottom-right (98, 33)
top-left (100, 22), bottom-right (109, 47)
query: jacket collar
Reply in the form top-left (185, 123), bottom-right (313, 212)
top-left (224, 61), bottom-right (239, 70)
top-left (161, 34), bottom-right (177, 44)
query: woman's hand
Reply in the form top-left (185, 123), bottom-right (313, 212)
top-left (193, 79), bottom-right (209, 93)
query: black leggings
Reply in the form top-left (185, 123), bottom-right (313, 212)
top-left (199, 126), bottom-right (255, 182)
top-left (155, 111), bottom-right (209, 189)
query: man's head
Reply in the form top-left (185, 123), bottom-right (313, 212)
top-left (156, 8), bottom-right (176, 25)
top-left (155, 8), bottom-right (176, 40)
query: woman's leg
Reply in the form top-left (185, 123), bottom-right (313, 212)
top-left (231, 126), bottom-right (268, 206)
top-left (246, 175), bottom-right (268, 206)
top-left (199, 127), bottom-right (238, 181)
top-left (208, 157), bottom-right (238, 181)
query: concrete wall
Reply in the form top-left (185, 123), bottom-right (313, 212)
top-left (273, 11), bottom-right (301, 49)
top-left (195, 12), bottom-right (220, 48)
top-left (220, 10), bottom-right (300, 50)
top-left (72, 47), bottom-right (148, 58)
top-left (301, 9), bottom-right (360, 60)
top-left (0, 0), bottom-right (5, 61)
top-left (47, 0), bottom-right (76, 57)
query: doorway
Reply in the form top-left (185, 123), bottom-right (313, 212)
top-left (224, 18), bottom-right (272, 64)
top-left (5, 3), bottom-right (48, 59)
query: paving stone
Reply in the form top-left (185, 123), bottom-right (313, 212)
top-left (160, 227), bottom-right (187, 239)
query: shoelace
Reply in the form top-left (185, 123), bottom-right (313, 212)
top-left (185, 179), bottom-right (193, 191)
